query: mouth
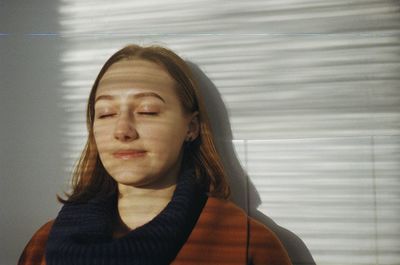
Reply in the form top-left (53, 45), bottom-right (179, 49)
top-left (113, 150), bottom-right (147, 160)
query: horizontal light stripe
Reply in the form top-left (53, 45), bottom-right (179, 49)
top-left (59, 1), bottom-right (400, 264)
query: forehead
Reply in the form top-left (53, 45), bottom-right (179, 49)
top-left (96, 59), bottom-right (177, 96)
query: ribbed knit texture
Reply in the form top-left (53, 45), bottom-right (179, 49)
top-left (45, 161), bottom-right (207, 265)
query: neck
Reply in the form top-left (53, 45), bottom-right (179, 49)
top-left (46, 157), bottom-right (207, 265)
top-left (113, 182), bottom-right (177, 237)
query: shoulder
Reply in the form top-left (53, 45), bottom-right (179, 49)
top-left (201, 197), bottom-right (249, 229)
top-left (204, 196), bottom-right (248, 215)
top-left (247, 217), bottom-right (292, 265)
top-left (202, 197), bottom-right (292, 264)
top-left (18, 220), bottom-right (55, 265)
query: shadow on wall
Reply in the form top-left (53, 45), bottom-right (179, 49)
top-left (188, 62), bottom-right (316, 265)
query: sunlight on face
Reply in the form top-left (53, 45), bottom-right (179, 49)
top-left (93, 59), bottom-right (191, 189)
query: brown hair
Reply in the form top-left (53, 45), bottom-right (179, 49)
top-left (58, 44), bottom-right (231, 203)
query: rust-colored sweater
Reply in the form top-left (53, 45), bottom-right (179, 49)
top-left (19, 197), bottom-right (292, 265)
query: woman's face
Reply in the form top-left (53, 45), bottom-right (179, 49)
top-left (93, 59), bottom-right (197, 189)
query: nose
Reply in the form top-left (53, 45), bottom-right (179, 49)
top-left (114, 112), bottom-right (138, 142)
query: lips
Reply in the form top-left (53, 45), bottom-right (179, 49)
top-left (113, 150), bottom-right (146, 159)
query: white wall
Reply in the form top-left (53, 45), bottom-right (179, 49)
top-left (2, 1), bottom-right (400, 264)
top-left (1, 1), bottom-right (66, 264)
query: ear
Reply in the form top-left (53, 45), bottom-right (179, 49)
top-left (186, 111), bottom-right (200, 141)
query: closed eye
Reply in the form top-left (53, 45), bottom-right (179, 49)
top-left (137, 112), bottom-right (158, 116)
top-left (98, 114), bottom-right (115, 119)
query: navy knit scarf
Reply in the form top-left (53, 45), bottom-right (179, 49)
top-left (45, 162), bottom-right (207, 265)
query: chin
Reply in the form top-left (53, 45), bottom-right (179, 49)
top-left (112, 173), bottom-right (157, 187)
top-left (113, 174), bottom-right (146, 184)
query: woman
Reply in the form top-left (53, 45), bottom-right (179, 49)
top-left (18, 44), bottom-right (292, 265)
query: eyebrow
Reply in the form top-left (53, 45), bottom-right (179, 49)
top-left (94, 92), bottom-right (166, 104)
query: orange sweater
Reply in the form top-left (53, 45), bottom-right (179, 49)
top-left (19, 197), bottom-right (292, 265)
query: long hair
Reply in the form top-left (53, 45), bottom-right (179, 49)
top-left (58, 44), bottom-right (231, 203)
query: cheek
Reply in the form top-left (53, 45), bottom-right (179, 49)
top-left (93, 124), bottom-right (113, 151)
top-left (143, 123), bottom-right (186, 152)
